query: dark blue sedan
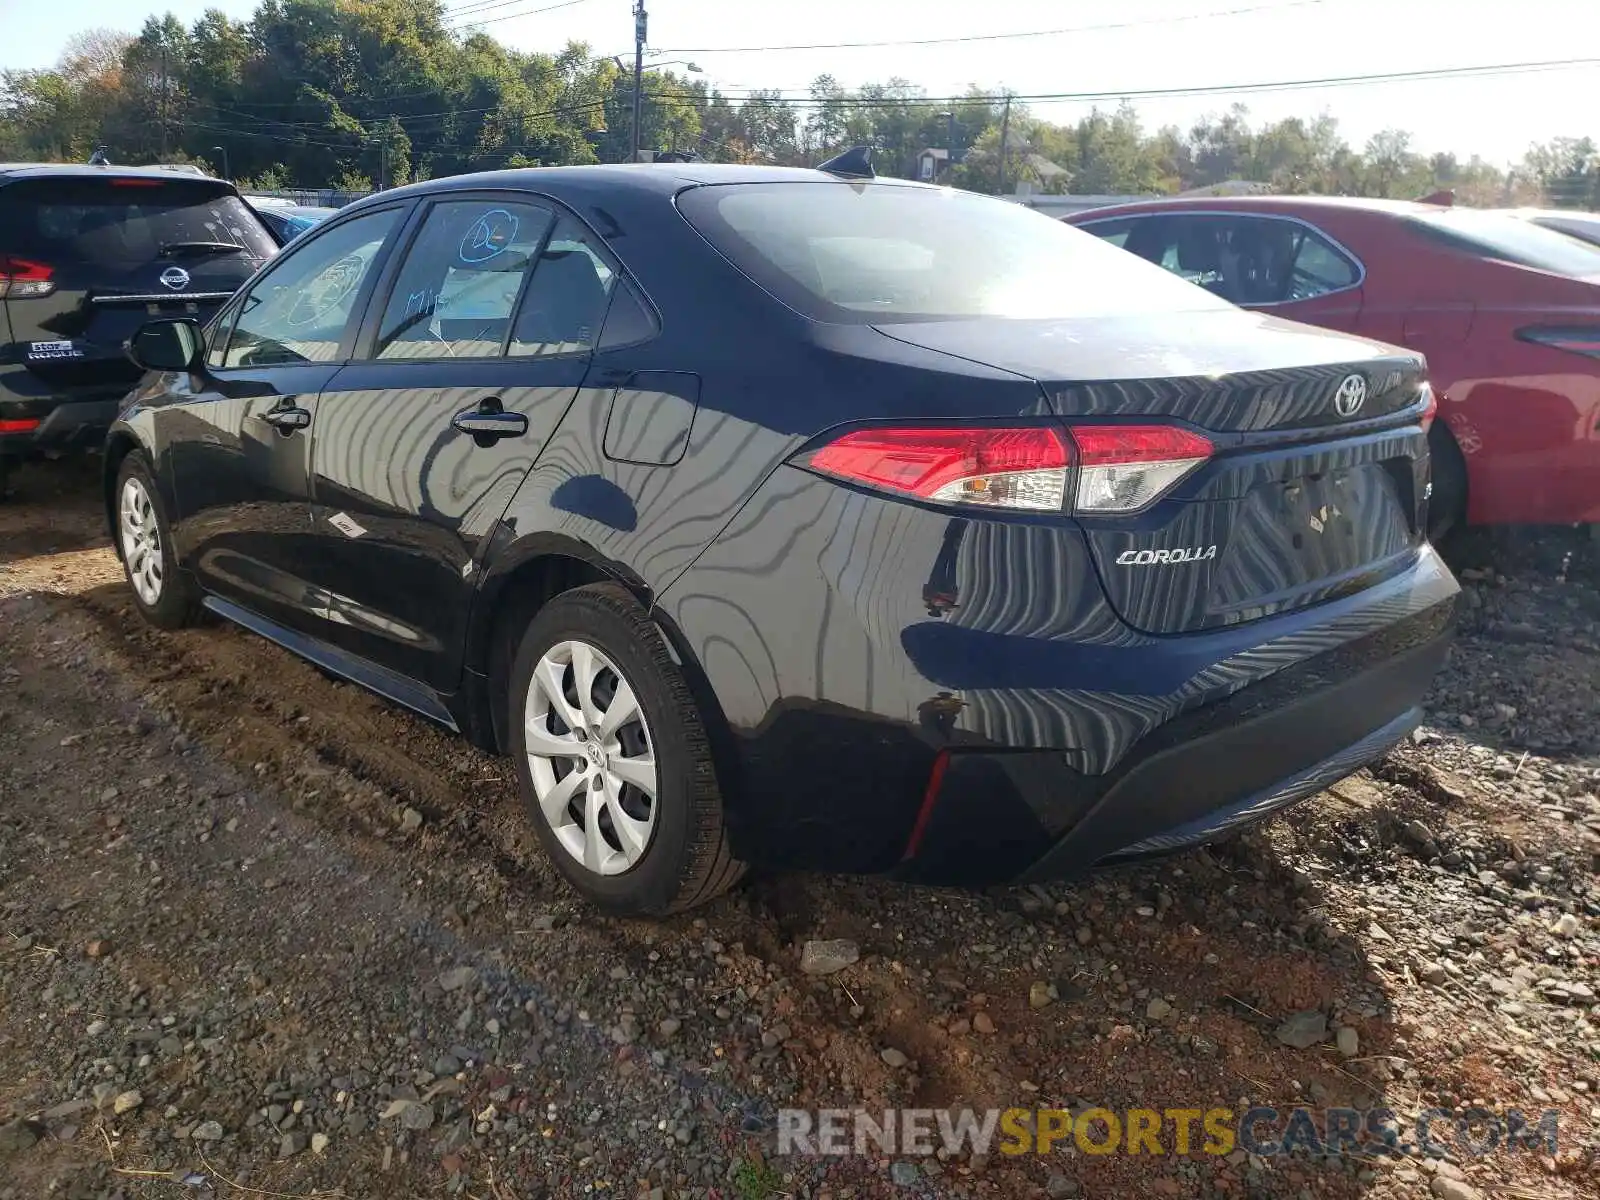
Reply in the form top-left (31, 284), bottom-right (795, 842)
top-left (105, 154), bottom-right (1456, 915)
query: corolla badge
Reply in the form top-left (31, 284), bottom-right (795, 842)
top-left (1333, 373), bottom-right (1367, 417)
top-left (159, 266), bottom-right (191, 291)
top-left (1116, 546), bottom-right (1218, 566)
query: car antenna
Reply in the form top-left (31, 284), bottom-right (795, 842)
top-left (817, 145), bottom-right (875, 180)
top-left (88, 145), bottom-right (112, 166)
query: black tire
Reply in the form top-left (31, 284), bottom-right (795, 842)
top-left (113, 451), bottom-right (202, 630)
top-left (1426, 422), bottom-right (1467, 545)
top-left (0, 457), bottom-right (13, 502)
top-left (508, 582), bottom-right (745, 916)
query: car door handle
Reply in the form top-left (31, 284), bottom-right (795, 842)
top-left (262, 405), bottom-right (311, 431)
top-left (452, 400), bottom-right (528, 442)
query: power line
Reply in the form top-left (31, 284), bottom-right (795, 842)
top-left (447, 0), bottom-right (592, 29)
top-left (650, 0), bottom-right (1325, 54)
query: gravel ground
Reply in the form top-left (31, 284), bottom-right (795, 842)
top-left (1, 459), bottom-right (1596, 1200)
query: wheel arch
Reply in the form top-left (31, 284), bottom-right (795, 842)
top-left (468, 538), bottom-right (745, 828)
top-left (102, 428), bottom-right (149, 561)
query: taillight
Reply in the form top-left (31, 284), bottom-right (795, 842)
top-left (1419, 382), bottom-right (1438, 433)
top-left (797, 422), bottom-right (1212, 515)
top-left (1516, 326), bottom-right (1600, 361)
top-left (0, 417), bottom-right (42, 433)
top-left (804, 425), bottom-right (1071, 511)
top-left (1069, 425), bottom-right (1212, 514)
top-left (0, 256), bottom-right (55, 299)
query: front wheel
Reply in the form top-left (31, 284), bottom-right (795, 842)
top-left (509, 583), bottom-right (745, 916)
top-left (115, 452), bottom-right (201, 629)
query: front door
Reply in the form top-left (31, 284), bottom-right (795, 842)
top-left (304, 198), bottom-right (620, 691)
top-left (164, 205), bottom-right (407, 633)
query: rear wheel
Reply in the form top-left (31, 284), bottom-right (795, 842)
top-left (115, 452), bottom-right (201, 629)
top-left (509, 583), bottom-right (745, 916)
top-left (1426, 422), bottom-right (1467, 545)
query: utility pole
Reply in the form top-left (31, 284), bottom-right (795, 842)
top-left (996, 95), bottom-right (1011, 195)
top-left (630, 0), bottom-right (647, 162)
top-left (158, 37), bottom-right (169, 158)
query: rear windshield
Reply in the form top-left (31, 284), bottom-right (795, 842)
top-left (676, 182), bottom-right (1234, 323)
top-left (1410, 209), bottom-right (1600, 278)
top-left (0, 177), bottom-right (277, 265)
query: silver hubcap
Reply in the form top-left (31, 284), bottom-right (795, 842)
top-left (524, 639), bottom-right (657, 876)
top-left (119, 477), bottom-right (163, 607)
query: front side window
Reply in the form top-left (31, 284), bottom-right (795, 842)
top-left (676, 182), bottom-right (1233, 323)
top-left (222, 208), bottom-right (400, 368)
top-left (1094, 214), bottom-right (1358, 306)
top-left (375, 199), bottom-right (554, 360)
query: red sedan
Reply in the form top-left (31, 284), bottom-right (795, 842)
top-left (1066, 197), bottom-right (1600, 533)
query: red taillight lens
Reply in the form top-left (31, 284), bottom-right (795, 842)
top-left (0, 417), bottom-right (43, 433)
top-left (110, 178), bottom-right (166, 188)
top-left (804, 425), bottom-right (1073, 511)
top-left (1068, 425), bottom-right (1213, 514)
top-left (798, 422), bottom-right (1213, 514)
top-left (1419, 382), bottom-right (1438, 433)
top-left (1516, 326), bottom-right (1600, 360)
top-left (0, 256), bottom-right (55, 299)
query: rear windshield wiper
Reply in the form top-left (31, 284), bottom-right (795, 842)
top-left (158, 241), bottom-right (245, 258)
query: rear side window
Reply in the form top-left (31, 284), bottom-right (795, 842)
top-left (1410, 209), bottom-right (1600, 278)
top-left (375, 199), bottom-right (555, 360)
top-left (677, 182), bottom-right (1231, 324)
top-left (509, 216), bottom-right (618, 356)
top-left (0, 177), bottom-right (277, 265)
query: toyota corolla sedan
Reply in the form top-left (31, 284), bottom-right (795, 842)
top-left (105, 157), bottom-right (1457, 915)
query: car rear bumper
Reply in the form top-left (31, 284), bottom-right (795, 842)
top-left (659, 467), bottom-right (1458, 881)
top-left (0, 367), bottom-right (127, 457)
top-left (895, 613), bottom-right (1448, 885)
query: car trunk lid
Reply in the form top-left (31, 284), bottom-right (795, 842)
top-left (876, 310), bottom-right (1431, 634)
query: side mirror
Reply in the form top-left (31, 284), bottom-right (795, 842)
top-left (127, 318), bottom-right (204, 373)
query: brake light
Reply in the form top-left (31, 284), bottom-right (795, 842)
top-left (0, 417), bottom-right (42, 433)
top-left (110, 178), bottom-right (165, 188)
top-left (798, 422), bottom-right (1212, 514)
top-left (0, 256), bottom-right (55, 299)
top-left (1069, 425), bottom-right (1213, 514)
top-left (804, 425), bottom-right (1072, 511)
top-left (1419, 382), bottom-right (1438, 433)
top-left (1517, 326), bottom-right (1600, 361)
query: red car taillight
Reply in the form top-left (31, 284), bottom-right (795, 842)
top-left (0, 417), bottom-right (43, 433)
top-left (1516, 326), bottom-right (1600, 361)
top-left (797, 422), bottom-right (1212, 515)
top-left (0, 256), bottom-right (55, 299)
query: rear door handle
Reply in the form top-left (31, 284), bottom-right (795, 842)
top-left (262, 405), bottom-right (311, 431)
top-left (452, 398), bottom-right (528, 443)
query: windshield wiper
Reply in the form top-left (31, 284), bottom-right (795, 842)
top-left (159, 241), bottom-right (245, 258)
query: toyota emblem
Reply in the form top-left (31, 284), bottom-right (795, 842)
top-left (1333, 373), bottom-right (1367, 418)
top-left (159, 266), bottom-right (191, 291)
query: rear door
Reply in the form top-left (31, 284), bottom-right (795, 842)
top-left (0, 174), bottom-right (274, 396)
top-left (163, 204), bottom-right (407, 634)
top-left (1081, 212), bottom-right (1365, 331)
top-left (302, 195), bottom-right (616, 690)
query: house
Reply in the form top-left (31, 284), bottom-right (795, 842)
top-left (916, 147), bottom-right (950, 182)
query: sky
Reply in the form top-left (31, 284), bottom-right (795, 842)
top-left (2, 0), bottom-right (1597, 166)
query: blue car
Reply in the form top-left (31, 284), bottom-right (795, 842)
top-left (106, 152), bottom-right (1456, 915)
top-left (250, 202), bottom-right (337, 244)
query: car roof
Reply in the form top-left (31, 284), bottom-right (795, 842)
top-left (1070, 194), bottom-right (1446, 220)
top-left (349, 161), bottom-right (931, 209)
top-left (0, 162), bottom-right (230, 184)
